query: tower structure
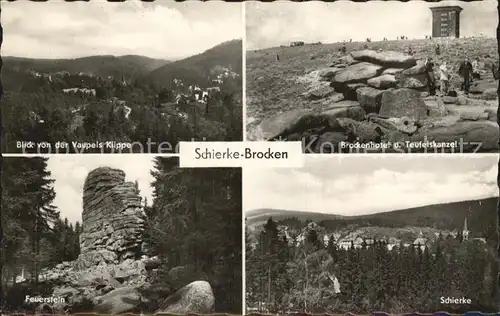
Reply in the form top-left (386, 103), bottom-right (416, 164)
top-left (430, 6), bottom-right (463, 38)
top-left (463, 217), bottom-right (469, 241)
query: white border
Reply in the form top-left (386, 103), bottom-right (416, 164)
top-left (241, 3), bottom-right (247, 314)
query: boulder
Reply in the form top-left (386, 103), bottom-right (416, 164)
top-left (350, 50), bottom-right (417, 68)
top-left (317, 67), bottom-right (342, 81)
top-left (482, 88), bottom-right (497, 100)
top-left (400, 60), bottom-right (427, 76)
top-left (396, 73), bottom-right (428, 89)
top-left (331, 62), bottom-right (383, 85)
top-left (331, 54), bottom-right (359, 66)
top-left (315, 132), bottom-right (347, 153)
top-left (424, 98), bottom-right (448, 117)
top-left (442, 96), bottom-right (457, 104)
top-left (305, 83), bottom-right (336, 101)
top-left (336, 118), bottom-right (384, 143)
top-left (469, 79), bottom-right (498, 94)
top-left (356, 87), bottom-right (384, 113)
top-left (382, 68), bottom-right (405, 75)
top-left (367, 74), bottom-right (397, 89)
top-left (379, 88), bottom-right (428, 120)
top-left (411, 121), bottom-right (499, 151)
top-left (248, 109), bottom-right (312, 140)
top-left (337, 83), bottom-right (368, 101)
top-left (157, 281), bottom-right (215, 314)
top-left (445, 105), bottom-right (490, 121)
top-left (94, 286), bottom-right (142, 314)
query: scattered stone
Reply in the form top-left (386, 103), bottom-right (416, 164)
top-left (379, 88), bottom-right (428, 120)
top-left (305, 84), bottom-right (336, 100)
top-left (337, 118), bottom-right (383, 143)
top-left (445, 105), bottom-right (490, 121)
top-left (157, 281), bottom-right (215, 314)
top-left (424, 98), bottom-right (448, 117)
top-left (442, 96), bottom-right (458, 104)
top-left (482, 88), bottom-right (497, 100)
top-left (367, 74), bottom-right (397, 89)
top-left (469, 79), bottom-right (498, 94)
top-left (350, 50), bottom-right (417, 68)
top-left (396, 73), bottom-right (428, 89)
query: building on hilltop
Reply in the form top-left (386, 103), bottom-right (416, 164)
top-left (430, 6), bottom-right (463, 38)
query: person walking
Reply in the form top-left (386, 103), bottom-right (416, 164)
top-left (458, 57), bottom-right (473, 94)
top-left (439, 61), bottom-right (449, 96)
top-left (424, 57), bottom-right (436, 96)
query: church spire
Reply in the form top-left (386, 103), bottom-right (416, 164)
top-left (463, 217), bottom-right (469, 241)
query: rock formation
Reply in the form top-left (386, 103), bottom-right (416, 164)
top-left (34, 167), bottom-right (215, 314)
top-left (249, 49), bottom-right (499, 152)
top-left (78, 167), bottom-right (145, 267)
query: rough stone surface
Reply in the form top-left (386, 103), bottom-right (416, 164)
top-left (382, 68), bottom-right (405, 75)
top-left (80, 167), bottom-right (145, 262)
top-left (356, 86), bottom-right (384, 113)
top-left (157, 281), bottom-right (215, 314)
top-left (350, 50), bottom-right (417, 68)
top-left (367, 74), bottom-right (397, 89)
top-left (331, 62), bottom-right (383, 84)
top-left (379, 88), bottom-right (428, 120)
top-left (250, 109), bottom-right (312, 140)
top-left (411, 121), bottom-right (499, 151)
top-left (424, 98), bottom-right (448, 118)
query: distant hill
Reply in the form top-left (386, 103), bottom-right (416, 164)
top-left (2, 55), bottom-right (170, 79)
top-left (146, 39), bottom-right (242, 87)
top-left (246, 197), bottom-right (497, 240)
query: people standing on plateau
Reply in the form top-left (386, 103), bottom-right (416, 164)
top-left (458, 57), bottom-right (473, 94)
top-left (439, 61), bottom-right (449, 96)
top-left (424, 57), bottom-right (436, 96)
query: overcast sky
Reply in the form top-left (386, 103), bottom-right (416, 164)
top-left (2, 1), bottom-right (242, 59)
top-left (246, 0), bottom-right (497, 50)
top-left (244, 155), bottom-right (499, 216)
top-left (46, 155), bottom-right (160, 224)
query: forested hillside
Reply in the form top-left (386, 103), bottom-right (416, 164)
top-left (2, 40), bottom-right (243, 153)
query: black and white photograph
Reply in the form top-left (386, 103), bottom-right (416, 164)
top-left (2, 1), bottom-right (243, 154)
top-left (1, 156), bottom-right (242, 314)
top-left (245, 1), bottom-right (499, 153)
top-left (245, 155), bottom-right (499, 314)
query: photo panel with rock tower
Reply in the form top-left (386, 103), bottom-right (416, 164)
top-left (1, 155), bottom-right (242, 314)
top-left (244, 155), bottom-right (499, 314)
top-left (2, 1), bottom-right (243, 154)
top-left (245, 1), bottom-right (498, 153)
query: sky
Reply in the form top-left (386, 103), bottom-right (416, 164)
top-left (2, 1), bottom-right (243, 59)
top-left (244, 155), bottom-right (499, 216)
top-left (46, 155), bottom-right (160, 224)
top-left (246, 0), bottom-right (498, 50)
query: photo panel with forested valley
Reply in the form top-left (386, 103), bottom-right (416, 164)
top-left (244, 154), bottom-right (499, 314)
top-left (2, 1), bottom-right (243, 154)
top-left (245, 1), bottom-right (499, 154)
top-left (1, 155), bottom-right (242, 314)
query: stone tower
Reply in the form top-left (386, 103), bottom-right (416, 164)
top-left (430, 6), bottom-right (463, 38)
top-left (463, 217), bottom-right (469, 241)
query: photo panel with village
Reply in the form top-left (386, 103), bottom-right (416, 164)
top-left (1, 155), bottom-right (242, 314)
top-left (244, 154), bottom-right (499, 314)
top-left (2, 1), bottom-right (243, 154)
top-left (245, 1), bottom-right (499, 153)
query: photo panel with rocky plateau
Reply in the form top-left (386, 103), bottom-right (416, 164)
top-left (245, 1), bottom-right (499, 153)
top-left (1, 1), bottom-right (243, 154)
top-left (1, 155), bottom-right (242, 314)
top-left (244, 154), bottom-right (499, 314)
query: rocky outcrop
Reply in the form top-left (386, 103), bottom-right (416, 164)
top-left (250, 49), bottom-right (498, 152)
top-left (32, 167), bottom-right (215, 314)
top-left (79, 167), bottom-right (145, 264)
